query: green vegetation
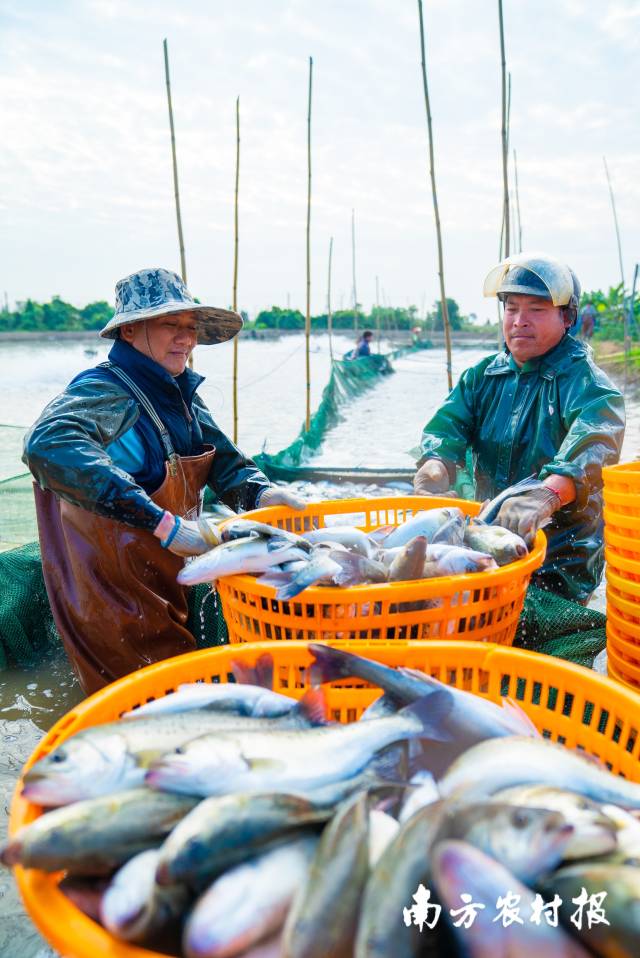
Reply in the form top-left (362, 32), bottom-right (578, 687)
top-left (0, 296), bottom-right (112, 332)
top-left (583, 284), bottom-right (639, 343)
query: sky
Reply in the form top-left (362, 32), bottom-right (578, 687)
top-left (0, 0), bottom-right (638, 322)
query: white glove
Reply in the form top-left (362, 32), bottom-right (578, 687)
top-left (258, 487), bottom-right (307, 511)
top-left (154, 513), bottom-right (222, 557)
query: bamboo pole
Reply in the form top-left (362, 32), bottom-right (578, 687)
top-left (513, 148), bottom-right (522, 252)
top-left (163, 40), bottom-right (187, 283)
top-left (327, 236), bottom-right (334, 362)
top-left (375, 274), bottom-right (381, 352)
top-left (305, 56), bottom-right (313, 431)
top-left (416, 0), bottom-right (452, 390)
top-left (232, 96), bottom-right (240, 444)
top-left (163, 39), bottom-right (192, 368)
top-left (498, 3), bottom-right (510, 258)
top-left (351, 208), bottom-right (358, 333)
top-left (603, 156), bottom-right (626, 292)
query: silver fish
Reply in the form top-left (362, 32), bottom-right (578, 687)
top-left (156, 792), bottom-right (332, 890)
top-left (123, 682), bottom-right (303, 720)
top-left (302, 526), bottom-right (378, 558)
top-left (388, 535), bottom-right (428, 582)
top-left (101, 849), bottom-right (190, 944)
top-left (439, 735), bottom-right (640, 808)
top-left (145, 692), bottom-right (453, 798)
top-left (432, 840), bottom-right (591, 957)
top-left (422, 543), bottom-right (497, 576)
top-left (177, 536), bottom-right (306, 586)
top-left (221, 519), bottom-right (309, 549)
top-left (282, 793), bottom-right (369, 958)
top-left (0, 787), bottom-right (198, 874)
top-left (22, 699), bottom-right (326, 806)
top-left (463, 522), bottom-right (528, 565)
top-left (183, 837), bottom-right (317, 958)
top-left (380, 507), bottom-right (465, 549)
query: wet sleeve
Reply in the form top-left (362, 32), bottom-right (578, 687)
top-left (22, 378), bottom-right (165, 530)
top-left (418, 366), bottom-right (478, 482)
top-left (539, 366), bottom-right (625, 510)
top-left (193, 396), bottom-right (270, 511)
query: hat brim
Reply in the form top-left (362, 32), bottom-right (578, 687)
top-left (99, 303), bottom-right (243, 345)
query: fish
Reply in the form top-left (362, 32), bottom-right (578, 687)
top-left (220, 519), bottom-right (310, 549)
top-left (123, 682), bottom-right (304, 720)
top-left (432, 840), bottom-right (592, 957)
top-left (542, 861), bottom-right (640, 957)
top-left (398, 771), bottom-right (440, 823)
top-left (379, 507), bottom-right (465, 549)
top-left (355, 801), bottom-right (446, 958)
top-left (491, 785), bottom-right (618, 860)
top-left (282, 792), bottom-right (370, 958)
top-left (182, 837), bottom-right (317, 958)
top-left (204, 501), bottom-right (238, 522)
top-left (301, 526), bottom-right (378, 558)
top-left (59, 876), bottom-right (110, 921)
top-left (100, 848), bottom-right (190, 944)
top-left (388, 535), bottom-right (428, 582)
top-left (422, 543), bottom-right (497, 576)
top-left (598, 803), bottom-right (640, 865)
top-left (368, 809), bottom-right (400, 867)
top-left (21, 697), bottom-right (327, 806)
top-left (0, 787), bottom-right (198, 875)
top-left (273, 549), bottom-right (387, 601)
top-left (177, 536), bottom-right (307, 586)
top-left (275, 552), bottom-right (344, 600)
top-left (439, 735), bottom-right (640, 808)
top-left (309, 644), bottom-right (538, 776)
top-left (145, 691), bottom-right (454, 798)
top-left (463, 522), bottom-right (529, 565)
top-left (429, 801), bottom-right (574, 885)
top-left (156, 792), bottom-right (333, 890)
top-left (476, 475), bottom-right (544, 524)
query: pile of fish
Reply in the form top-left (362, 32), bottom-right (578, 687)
top-left (4, 643), bottom-right (640, 957)
top-left (178, 480), bottom-right (538, 598)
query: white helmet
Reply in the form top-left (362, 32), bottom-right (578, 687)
top-left (483, 252), bottom-right (581, 324)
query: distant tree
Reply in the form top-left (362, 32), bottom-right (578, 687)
top-left (80, 300), bottom-right (112, 330)
top-left (427, 298), bottom-right (463, 331)
top-left (254, 306), bottom-right (305, 330)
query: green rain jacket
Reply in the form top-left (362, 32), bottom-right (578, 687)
top-left (419, 334), bottom-right (625, 601)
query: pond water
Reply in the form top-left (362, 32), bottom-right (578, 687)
top-left (1, 333), bottom-right (639, 957)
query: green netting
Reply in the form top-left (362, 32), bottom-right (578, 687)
top-left (0, 541), bottom-right (228, 669)
top-left (514, 585), bottom-right (606, 668)
top-left (254, 344), bottom-right (432, 479)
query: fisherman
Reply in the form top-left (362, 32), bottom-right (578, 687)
top-left (413, 253), bottom-right (625, 602)
top-left (23, 268), bottom-right (305, 693)
top-left (350, 329), bottom-right (374, 359)
top-left (578, 300), bottom-right (597, 340)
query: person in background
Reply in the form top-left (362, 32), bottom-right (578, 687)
top-left (578, 300), bottom-right (597, 340)
top-left (23, 268), bottom-right (305, 693)
top-left (353, 329), bottom-right (374, 358)
top-left (413, 253), bottom-right (625, 603)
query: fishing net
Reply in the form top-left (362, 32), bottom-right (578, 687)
top-left (254, 344), bottom-right (431, 480)
top-left (514, 585), bottom-right (606, 668)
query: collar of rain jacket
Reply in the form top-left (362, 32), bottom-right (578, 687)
top-left (107, 339), bottom-right (205, 408)
top-left (484, 333), bottom-right (588, 381)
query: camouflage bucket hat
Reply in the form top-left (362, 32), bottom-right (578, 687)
top-left (99, 268), bottom-right (243, 345)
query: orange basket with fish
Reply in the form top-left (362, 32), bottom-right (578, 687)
top-left (603, 463), bottom-right (640, 690)
top-left (207, 496), bottom-right (546, 646)
top-left (8, 639), bottom-right (640, 958)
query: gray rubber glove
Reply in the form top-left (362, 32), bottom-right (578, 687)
top-left (494, 486), bottom-right (561, 548)
top-left (154, 513), bottom-right (222, 557)
top-left (413, 459), bottom-right (457, 497)
top-left (258, 487), bottom-right (307, 511)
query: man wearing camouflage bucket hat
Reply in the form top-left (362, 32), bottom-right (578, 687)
top-left (23, 268), bottom-right (305, 693)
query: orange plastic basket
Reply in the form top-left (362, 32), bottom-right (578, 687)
top-left (215, 497), bottom-right (546, 646)
top-left (8, 640), bottom-right (640, 958)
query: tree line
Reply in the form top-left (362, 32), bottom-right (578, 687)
top-left (1, 287), bottom-right (636, 336)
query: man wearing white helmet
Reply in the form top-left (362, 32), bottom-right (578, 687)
top-left (413, 253), bottom-right (625, 602)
